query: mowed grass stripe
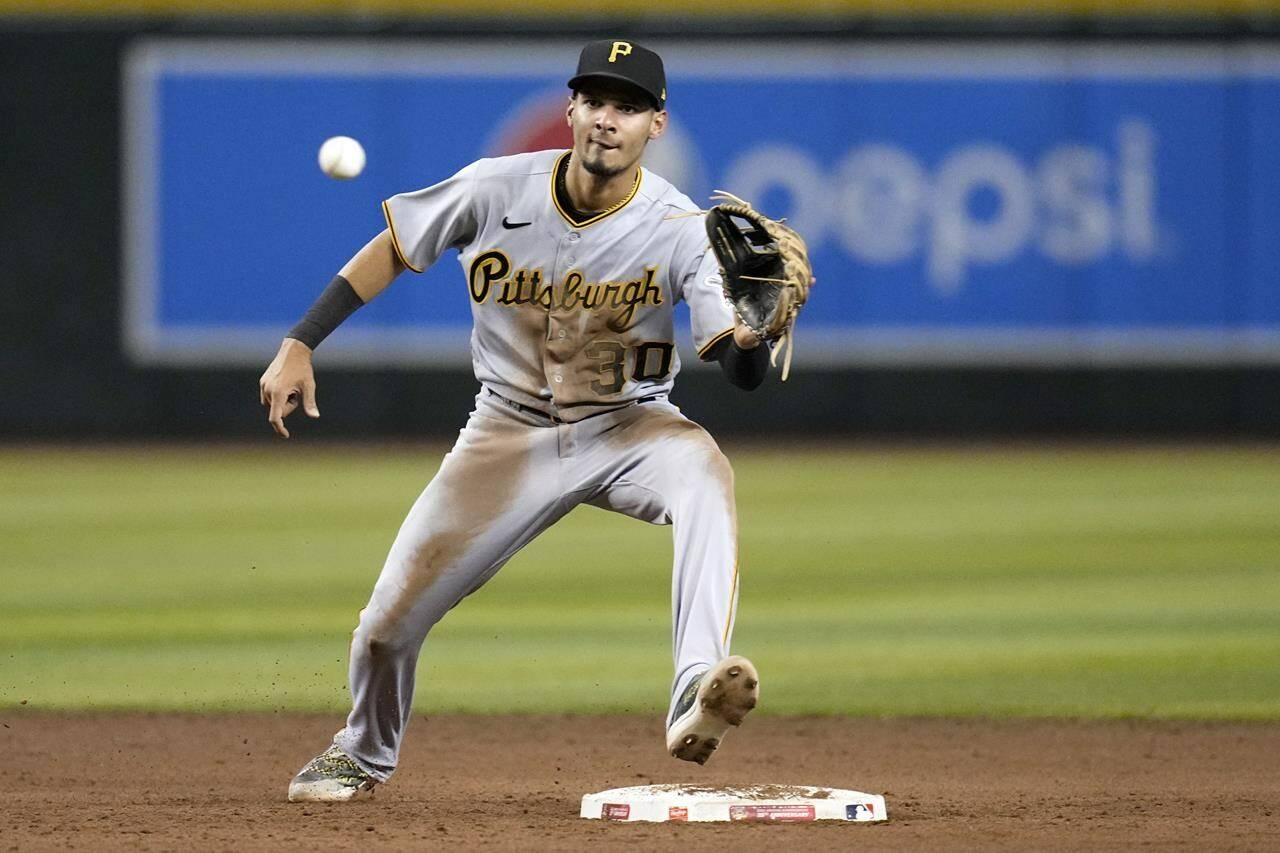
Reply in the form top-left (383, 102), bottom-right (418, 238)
top-left (2, 444), bottom-right (1277, 717)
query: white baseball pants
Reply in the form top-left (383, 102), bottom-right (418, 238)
top-left (334, 389), bottom-right (740, 779)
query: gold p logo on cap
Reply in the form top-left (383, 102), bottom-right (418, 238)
top-left (609, 41), bottom-right (632, 63)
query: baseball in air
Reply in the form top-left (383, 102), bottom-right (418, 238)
top-left (317, 136), bottom-right (366, 180)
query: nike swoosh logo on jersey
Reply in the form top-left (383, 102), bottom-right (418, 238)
top-left (502, 217), bottom-right (532, 229)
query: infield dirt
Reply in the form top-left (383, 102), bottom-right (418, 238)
top-left (4, 713), bottom-right (1277, 851)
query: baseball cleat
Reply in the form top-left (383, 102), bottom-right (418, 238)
top-left (287, 745), bottom-right (377, 803)
top-left (666, 655), bottom-right (760, 765)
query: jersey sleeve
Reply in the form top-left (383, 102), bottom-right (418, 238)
top-left (381, 161), bottom-right (481, 274)
top-left (681, 247), bottom-right (736, 361)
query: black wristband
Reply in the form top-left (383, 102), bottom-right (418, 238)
top-left (715, 337), bottom-right (771, 391)
top-left (286, 275), bottom-right (365, 350)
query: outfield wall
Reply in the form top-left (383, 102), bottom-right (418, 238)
top-left (2, 23), bottom-right (1279, 438)
top-left (1, 0), bottom-right (1271, 16)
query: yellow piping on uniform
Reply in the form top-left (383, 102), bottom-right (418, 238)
top-left (381, 200), bottom-right (424, 273)
top-left (550, 151), bottom-right (642, 229)
top-left (722, 559), bottom-right (739, 646)
top-left (697, 327), bottom-right (735, 360)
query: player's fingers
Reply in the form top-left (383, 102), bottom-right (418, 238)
top-left (274, 399), bottom-right (300, 437)
top-left (302, 381), bottom-right (320, 419)
top-left (267, 393), bottom-right (291, 439)
top-left (259, 380), bottom-right (268, 407)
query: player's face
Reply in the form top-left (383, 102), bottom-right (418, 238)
top-left (567, 86), bottom-right (667, 178)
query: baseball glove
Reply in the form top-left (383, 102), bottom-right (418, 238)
top-left (704, 191), bottom-right (813, 380)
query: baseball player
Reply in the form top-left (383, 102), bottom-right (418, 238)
top-left (262, 40), bottom-right (787, 803)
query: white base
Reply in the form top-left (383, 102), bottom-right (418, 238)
top-left (580, 784), bottom-right (887, 823)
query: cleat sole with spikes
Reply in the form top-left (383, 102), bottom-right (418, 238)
top-left (666, 656), bottom-right (760, 765)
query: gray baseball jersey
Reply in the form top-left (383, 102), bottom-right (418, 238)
top-left (382, 149), bottom-right (736, 421)
top-left (329, 150), bottom-right (746, 779)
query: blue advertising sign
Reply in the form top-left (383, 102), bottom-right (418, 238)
top-left (122, 41), bottom-right (1280, 366)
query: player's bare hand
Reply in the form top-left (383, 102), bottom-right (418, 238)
top-left (259, 338), bottom-right (319, 439)
top-left (732, 316), bottom-right (762, 350)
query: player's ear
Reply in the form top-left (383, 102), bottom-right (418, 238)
top-left (648, 109), bottom-right (668, 141)
top-left (566, 94), bottom-right (576, 127)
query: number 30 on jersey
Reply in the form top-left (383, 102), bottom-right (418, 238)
top-left (585, 341), bottom-right (674, 394)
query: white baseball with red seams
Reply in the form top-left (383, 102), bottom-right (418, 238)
top-left (317, 135), bottom-right (366, 180)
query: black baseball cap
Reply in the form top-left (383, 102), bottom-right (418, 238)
top-left (567, 39), bottom-right (666, 110)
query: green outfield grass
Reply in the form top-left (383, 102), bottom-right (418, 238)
top-left (2, 443), bottom-right (1278, 719)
